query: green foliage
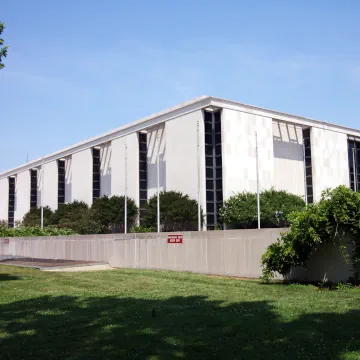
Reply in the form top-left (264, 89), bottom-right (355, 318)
top-left (0, 22), bottom-right (8, 69)
top-left (142, 191), bottom-right (201, 232)
top-left (0, 219), bottom-right (8, 228)
top-left (261, 186), bottom-right (360, 280)
top-left (22, 207), bottom-right (54, 227)
top-left (52, 201), bottom-right (102, 235)
top-left (131, 225), bottom-right (155, 233)
top-left (91, 196), bottom-right (138, 233)
top-left (220, 188), bottom-right (305, 229)
top-left (0, 226), bottom-right (76, 238)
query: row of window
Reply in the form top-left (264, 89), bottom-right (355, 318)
top-left (204, 110), bottom-right (223, 230)
top-left (348, 139), bottom-right (360, 191)
top-left (303, 128), bottom-right (314, 204)
top-left (6, 121), bottom-right (359, 229)
top-left (138, 133), bottom-right (148, 223)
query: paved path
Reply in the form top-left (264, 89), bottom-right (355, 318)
top-left (44, 264), bottom-right (114, 272)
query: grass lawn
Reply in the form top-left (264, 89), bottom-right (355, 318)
top-left (1, 266), bottom-right (360, 360)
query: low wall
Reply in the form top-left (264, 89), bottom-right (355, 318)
top-left (110, 229), bottom-right (285, 279)
top-left (289, 243), bottom-right (356, 283)
top-left (0, 234), bottom-right (115, 263)
top-left (1, 229), bottom-right (355, 281)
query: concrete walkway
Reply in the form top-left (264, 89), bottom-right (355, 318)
top-left (44, 264), bottom-right (114, 272)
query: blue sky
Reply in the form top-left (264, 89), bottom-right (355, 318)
top-left (1, 0), bottom-right (360, 172)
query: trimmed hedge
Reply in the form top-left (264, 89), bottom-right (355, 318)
top-left (0, 226), bottom-right (76, 238)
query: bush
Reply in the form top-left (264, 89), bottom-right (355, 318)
top-left (23, 206), bottom-right (54, 227)
top-left (131, 226), bottom-right (155, 233)
top-left (261, 186), bottom-right (360, 280)
top-left (0, 219), bottom-right (7, 228)
top-left (52, 201), bottom-right (102, 235)
top-left (220, 188), bottom-right (305, 229)
top-left (142, 191), bottom-right (201, 232)
top-left (91, 195), bottom-right (138, 233)
top-left (0, 226), bottom-right (76, 238)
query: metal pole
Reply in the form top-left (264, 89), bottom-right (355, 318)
top-left (197, 119), bottom-right (201, 231)
top-left (124, 142), bottom-right (128, 234)
top-left (157, 130), bottom-right (161, 233)
top-left (40, 157), bottom-right (44, 229)
top-left (353, 147), bottom-right (357, 192)
top-left (255, 132), bottom-right (261, 229)
top-left (303, 138), bottom-right (308, 205)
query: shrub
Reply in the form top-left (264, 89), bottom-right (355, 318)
top-left (131, 226), bottom-right (155, 233)
top-left (23, 206), bottom-right (54, 227)
top-left (261, 186), bottom-right (360, 280)
top-left (91, 195), bottom-right (138, 233)
top-left (52, 201), bottom-right (102, 235)
top-left (142, 191), bottom-right (201, 232)
top-left (0, 226), bottom-right (76, 238)
top-left (220, 188), bottom-right (305, 229)
top-left (0, 219), bottom-right (7, 228)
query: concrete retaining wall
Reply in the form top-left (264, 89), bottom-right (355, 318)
top-left (0, 234), bottom-right (115, 262)
top-left (110, 229), bottom-right (285, 278)
top-left (289, 243), bottom-right (356, 283)
top-left (0, 229), bottom-right (356, 281)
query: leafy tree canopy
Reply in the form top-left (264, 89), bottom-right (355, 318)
top-left (91, 195), bottom-right (138, 233)
top-left (142, 191), bottom-right (201, 232)
top-left (52, 201), bottom-right (102, 235)
top-left (261, 186), bottom-right (360, 280)
top-left (22, 206), bottom-right (54, 227)
top-left (0, 22), bottom-right (8, 69)
top-left (220, 188), bottom-right (305, 229)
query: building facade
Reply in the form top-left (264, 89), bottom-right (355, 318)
top-left (1, 96), bottom-right (359, 230)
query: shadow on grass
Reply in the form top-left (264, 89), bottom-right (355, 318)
top-left (0, 274), bottom-right (21, 281)
top-left (1, 295), bottom-right (360, 359)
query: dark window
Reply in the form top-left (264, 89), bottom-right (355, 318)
top-left (348, 139), bottom-right (360, 192)
top-left (303, 129), bottom-right (313, 204)
top-left (139, 133), bottom-right (148, 224)
top-left (92, 148), bottom-right (101, 202)
top-left (8, 177), bottom-right (15, 228)
top-left (30, 170), bottom-right (38, 208)
top-left (204, 110), bottom-right (223, 230)
top-left (57, 160), bottom-right (66, 206)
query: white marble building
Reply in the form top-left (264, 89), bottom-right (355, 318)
top-left (1, 96), bottom-right (359, 230)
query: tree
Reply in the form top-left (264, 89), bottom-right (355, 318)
top-left (23, 207), bottom-right (54, 227)
top-left (142, 191), bottom-right (201, 232)
top-left (220, 188), bottom-right (305, 229)
top-left (261, 186), bottom-right (360, 280)
top-left (0, 22), bottom-right (8, 69)
top-left (91, 195), bottom-right (138, 233)
top-left (52, 201), bottom-right (102, 235)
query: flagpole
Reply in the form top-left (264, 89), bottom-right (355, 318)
top-left (157, 130), bottom-right (161, 233)
top-left (124, 142), bottom-right (128, 234)
top-left (197, 119), bottom-right (201, 231)
top-left (255, 132), bottom-right (260, 229)
top-left (40, 157), bottom-right (44, 229)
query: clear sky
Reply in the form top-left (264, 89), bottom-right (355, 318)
top-left (1, 0), bottom-right (360, 172)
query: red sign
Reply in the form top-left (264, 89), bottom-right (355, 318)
top-left (167, 234), bottom-right (183, 244)
top-left (3, 239), bottom-right (9, 244)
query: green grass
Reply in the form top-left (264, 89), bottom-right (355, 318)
top-left (1, 266), bottom-right (360, 359)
